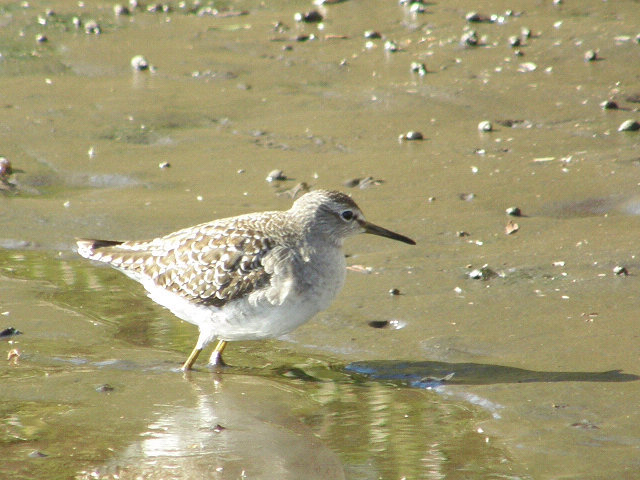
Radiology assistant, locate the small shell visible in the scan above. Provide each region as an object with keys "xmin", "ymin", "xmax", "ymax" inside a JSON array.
[{"xmin": 505, "ymin": 220, "xmax": 519, "ymax": 235}]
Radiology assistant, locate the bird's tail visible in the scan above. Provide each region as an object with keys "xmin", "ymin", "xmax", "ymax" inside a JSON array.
[{"xmin": 76, "ymin": 238, "xmax": 124, "ymax": 259}]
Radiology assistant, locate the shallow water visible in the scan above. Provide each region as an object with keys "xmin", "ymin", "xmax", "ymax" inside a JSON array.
[{"xmin": 2, "ymin": 0, "xmax": 640, "ymax": 478}]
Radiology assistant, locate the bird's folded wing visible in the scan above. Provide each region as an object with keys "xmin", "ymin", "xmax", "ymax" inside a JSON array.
[{"xmin": 78, "ymin": 219, "xmax": 296, "ymax": 308}]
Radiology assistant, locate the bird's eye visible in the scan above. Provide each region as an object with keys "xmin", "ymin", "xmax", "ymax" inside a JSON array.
[{"xmin": 341, "ymin": 210, "xmax": 354, "ymax": 221}]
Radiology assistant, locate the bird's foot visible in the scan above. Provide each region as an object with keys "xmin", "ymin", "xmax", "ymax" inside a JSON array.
[{"xmin": 208, "ymin": 350, "xmax": 228, "ymax": 368}]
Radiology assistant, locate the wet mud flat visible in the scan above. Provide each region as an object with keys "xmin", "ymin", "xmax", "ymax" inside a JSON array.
[{"xmin": 1, "ymin": 0, "xmax": 640, "ymax": 479}]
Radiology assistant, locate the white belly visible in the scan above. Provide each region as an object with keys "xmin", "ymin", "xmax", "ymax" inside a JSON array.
[{"xmin": 141, "ymin": 246, "xmax": 347, "ymax": 348}]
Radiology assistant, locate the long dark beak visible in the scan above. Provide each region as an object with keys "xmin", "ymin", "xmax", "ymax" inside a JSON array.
[{"xmin": 360, "ymin": 220, "xmax": 416, "ymax": 245}]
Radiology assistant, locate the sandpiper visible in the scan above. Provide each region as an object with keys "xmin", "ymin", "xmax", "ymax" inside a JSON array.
[{"xmin": 77, "ymin": 190, "xmax": 415, "ymax": 369}]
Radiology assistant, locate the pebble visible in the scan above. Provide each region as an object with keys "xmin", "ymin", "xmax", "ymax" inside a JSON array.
[
  {"xmin": 343, "ymin": 176, "xmax": 383, "ymax": 189},
  {"xmin": 600, "ymin": 100, "xmax": 618, "ymax": 110},
  {"xmin": 468, "ymin": 269, "xmax": 483, "ymax": 279},
  {"xmin": 410, "ymin": 62, "xmax": 427, "ymax": 76},
  {"xmin": 506, "ymin": 206, "xmax": 521, "ymax": 216},
  {"xmin": 468, "ymin": 265, "xmax": 497, "ymax": 280},
  {"xmin": 130, "ymin": 55, "xmax": 149, "ymax": 71},
  {"xmin": 295, "ymin": 34, "xmax": 315, "ymax": 42},
  {"xmin": 518, "ymin": 62, "xmax": 537, "ymax": 73},
  {"xmin": 364, "ymin": 30, "xmax": 381, "ymax": 39},
  {"xmin": 508, "ymin": 35, "xmax": 521, "ymax": 47},
  {"xmin": 461, "ymin": 30, "xmax": 479, "ymax": 47},
  {"xmin": 84, "ymin": 20, "xmax": 101, "ymax": 34},
  {"xmin": 618, "ymin": 120, "xmax": 640, "ymax": 132},
  {"xmin": 0, "ymin": 327, "xmax": 21, "ymax": 338},
  {"xmin": 459, "ymin": 192, "xmax": 475, "ymax": 201},
  {"xmin": 613, "ymin": 266, "xmax": 629, "ymax": 276},
  {"xmin": 36, "ymin": 33, "xmax": 47, "ymax": 43},
  {"xmin": 148, "ymin": 3, "xmax": 171, "ymax": 13},
  {"xmin": 95, "ymin": 384, "xmax": 115, "ymax": 393},
  {"xmin": 399, "ymin": 130, "xmax": 423, "ymax": 141},
  {"xmin": 368, "ymin": 320, "xmax": 389, "ymax": 329},
  {"xmin": 584, "ymin": 49, "xmax": 598, "ymax": 62},
  {"xmin": 465, "ymin": 11, "xmax": 485, "ymax": 22},
  {"xmin": 478, "ymin": 120, "xmax": 493, "ymax": 132},
  {"xmin": 28, "ymin": 451, "xmax": 48, "ymax": 458},
  {"xmin": 409, "ymin": 2, "xmax": 426, "ymax": 13},
  {"xmin": 114, "ymin": 4, "xmax": 130, "ymax": 15},
  {"xmin": 384, "ymin": 40, "xmax": 399, "ymax": 52},
  {"xmin": 294, "ymin": 10, "xmax": 323, "ymax": 23},
  {"xmin": 389, "ymin": 288, "xmax": 401, "ymax": 296},
  {"xmin": 266, "ymin": 169, "xmax": 287, "ymax": 182},
  {"xmin": 570, "ymin": 420, "xmax": 599, "ymax": 430}
]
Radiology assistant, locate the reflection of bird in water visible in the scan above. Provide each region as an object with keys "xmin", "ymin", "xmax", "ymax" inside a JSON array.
[
  {"xmin": 77, "ymin": 190, "xmax": 414, "ymax": 369},
  {"xmin": 82, "ymin": 375, "xmax": 346, "ymax": 479}
]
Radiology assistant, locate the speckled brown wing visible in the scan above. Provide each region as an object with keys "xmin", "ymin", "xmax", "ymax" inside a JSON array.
[
  {"xmin": 77, "ymin": 213, "xmax": 295, "ymax": 308},
  {"xmin": 154, "ymin": 225, "xmax": 276, "ymax": 307}
]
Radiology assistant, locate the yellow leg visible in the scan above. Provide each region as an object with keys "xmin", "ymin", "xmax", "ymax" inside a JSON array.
[
  {"xmin": 181, "ymin": 346, "xmax": 202, "ymax": 371},
  {"xmin": 209, "ymin": 340, "xmax": 228, "ymax": 367}
]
